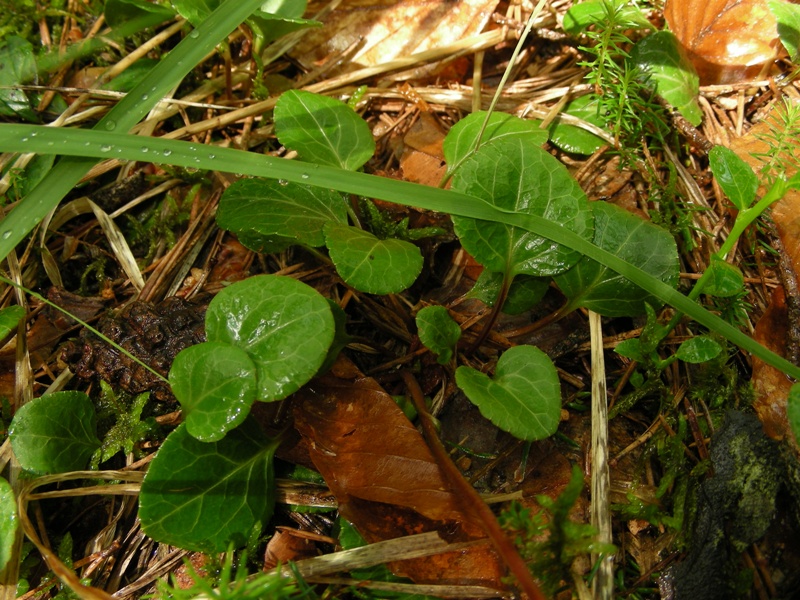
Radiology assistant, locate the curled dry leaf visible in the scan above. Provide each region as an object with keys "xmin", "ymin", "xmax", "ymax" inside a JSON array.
[
  {"xmin": 292, "ymin": 356, "xmax": 505, "ymax": 588},
  {"xmin": 664, "ymin": 0, "xmax": 779, "ymax": 84},
  {"xmin": 292, "ymin": 0, "xmax": 499, "ymax": 77}
]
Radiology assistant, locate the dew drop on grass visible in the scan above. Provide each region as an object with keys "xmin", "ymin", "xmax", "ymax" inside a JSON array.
[
  {"xmin": 301, "ymin": 173, "xmax": 310, "ymax": 180},
  {"xmin": 208, "ymin": 154, "xmax": 216, "ymax": 159},
  {"xmin": 20, "ymin": 137, "xmax": 28, "ymax": 142},
  {"xmin": 141, "ymin": 94, "xmax": 149, "ymax": 101},
  {"xmin": 188, "ymin": 30, "xmax": 199, "ymax": 38},
  {"xmin": 141, "ymin": 146, "xmax": 149, "ymax": 153},
  {"xmin": 163, "ymin": 149, "xmax": 172, "ymax": 156},
  {"xmin": 278, "ymin": 179, "xmax": 289, "ymax": 186},
  {"xmin": 100, "ymin": 144, "xmax": 112, "ymax": 152},
  {"xmin": 104, "ymin": 120, "xmax": 116, "ymax": 131},
  {"xmin": 2, "ymin": 231, "xmax": 12, "ymax": 240}
]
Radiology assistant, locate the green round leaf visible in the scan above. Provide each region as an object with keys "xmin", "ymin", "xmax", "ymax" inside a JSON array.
[
  {"xmin": 0, "ymin": 305, "xmax": 25, "ymax": 339},
  {"xmin": 205, "ymin": 275, "xmax": 335, "ymax": 401},
  {"xmin": 170, "ymin": 342, "xmax": 257, "ymax": 442},
  {"xmin": 451, "ymin": 137, "xmax": 594, "ymax": 277},
  {"xmin": 703, "ymin": 256, "xmax": 745, "ymax": 298},
  {"xmin": 674, "ymin": 335, "xmax": 723, "ymax": 364},
  {"xmin": 554, "ymin": 202, "xmax": 679, "ymax": 317},
  {"xmin": 274, "ymin": 90, "xmax": 375, "ymax": 171},
  {"xmin": 139, "ymin": 419, "xmax": 278, "ymax": 553},
  {"xmin": 217, "ymin": 178, "xmax": 348, "ymax": 248},
  {"xmin": 548, "ymin": 95, "xmax": 606, "ymax": 155},
  {"xmin": 631, "ymin": 31, "xmax": 702, "ymax": 126},
  {"xmin": 0, "ymin": 477, "xmax": 18, "ymax": 572},
  {"xmin": 708, "ymin": 146, "xmax": 758, "ymax": 211},
  {"xmin": 324, "ymin": 223, "xmax": 423, "ymax": 294},
  {"xmin": 416, "ymin": 305, "xmax": 461, "ymax": 364},
  {"xmin": 443, "ymin": 111, "xmax": 548, "ymax": 175},
  {"xmin": 455, "ymin": 345, "xmax": 561, "ymax": 441},
  {"xmin": 9, "ymin": 391, "xmax": 100, "ymax": 474}
]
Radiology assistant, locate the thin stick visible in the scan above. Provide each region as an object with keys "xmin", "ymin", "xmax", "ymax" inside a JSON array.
[
  {"xmin": 401, "ymin": 370, "xmax": 546, "ymax": 600},
  {"xmin": 588, "ymin": 310, "xmax": 613, "ymax": 599}
]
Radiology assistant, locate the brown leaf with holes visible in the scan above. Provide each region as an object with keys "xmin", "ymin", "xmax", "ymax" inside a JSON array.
[
  {"xmin": 292, "ymin": 357, "xmax": 505, "ymax": 588},
  {"xmin": 292, "ymin": 0, "xmax": 499, "ymax": 78},
  {"xmin": 664, "ymin": 0, "xmax": 780, "ymax": 84}
]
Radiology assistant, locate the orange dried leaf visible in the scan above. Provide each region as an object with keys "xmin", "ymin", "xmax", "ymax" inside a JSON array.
[
  {"xmin": 292, "ymin": 358, "xmax": 506, "ymax": 587},
  {"xmin": 293, "ymin": 0, "xmax": 499, "ymax": 76},
  {"xmin": 664, "ymin": 0, "xmax": 779, "ymax": 84}
]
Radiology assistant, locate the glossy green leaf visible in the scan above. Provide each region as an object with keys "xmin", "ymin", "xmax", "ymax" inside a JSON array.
[
  {"xmin": 0, "ymin": 305, "xmax": 25, "ymax": 339},
  {"xmin": 416, "ymin": 305, "xmax": 461, "ymax": 364},
  {"xmin": 324, "ymin": 223, "xmax": 423, "ymax": 294},
  {"xmin": 170, "ymin": 342, "xmax": 257, "ymax": 442},
  {"xmin": 0, "ymin": 477, "xmax": 17, "ymax": 572},
  {"xmin": 455, "ymin": 345, "xmax": 561, "ymax": 441},
  {"xmin": 317, "ymin": 299, "xmax": 351, "ymax": 375},
  {"xmin": 674, "ymin": 335, "xmax": 723, "ymax": 364},
  {"xmin": 466, "ymin": 271, "xmax": 549, "ymax": 315},
  {"xmin": 451, "ymin": 137, "xmax": 593, "ymax": 278},
  {"xmin": 614, "ymin": 338, "xmax": 645, "ymax": 362},
  {"xmin": 788, "ymin": 383, "xmax": 800, "ymax": 443},
  {"xmin": 547, "ymin": 95, "xmax": 606, "ymax": 155},
  {"xmin": 170, "ymin": 0, "xmax": 218, "ymax": 26},
  {"xmin": 205, "ymin": 275, "xmax": 334, "ymax": 401},
  {"xmin": 631, "ymin": 31, "xmax": 702, "ymax": 126},
  {"xmin": 247, "ymin": 0, "xmax": 320, "ymax": 55},
  {"xmin": 708, "ymin": 145, "xmax": 758, "ymax": 210},
  {"xmin": 103, "ymin": 0, "xmax": 176, "ymax": 28},
  {"xmin": 139, "ymin": 419, "xmax": 278, "ymax": 553},
  {"xmin": 274, "ymin": 90, "xmax": 375, "ymax": 171},
  {"xmin": 563, "ymin": 0, "xmax": 652, "ymax": 34},
  {"xmin": 217, "ymin": 178, "xmax": 348, "ymax": 248},
  {"xmin": 0, "ymin": 37, "xmax": 37, "ymax": 121},
  {"xmin": 554, "ymin": 202, "xmax": 679, "ymax": 317},
  {"xmin": 442, "ymin": 111, "xmax": 548, "ymax": 176},
  {"xmin": 9, "ymin": 391, "xmax": 100, "ymax": 474},
  {"xmin": 769, "ymin": 0, "xmax": 800, "ymax": 61},
  {"xmin": 703, "ymin": 256, "xmax": 745, "ymax": 298}
]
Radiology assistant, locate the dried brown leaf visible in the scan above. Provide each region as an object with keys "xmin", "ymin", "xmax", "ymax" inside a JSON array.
[
  {"xmin": 664, "ymin": 0, "xmax": 779, "ymax": 84},
  {"xmin": 292, "ymin": 357, "xmax": 506, "ymax": 587}
]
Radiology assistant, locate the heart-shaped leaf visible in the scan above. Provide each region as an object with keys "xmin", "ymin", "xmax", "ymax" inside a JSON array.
[
  {"xmin": 170, "ymin": 342, "xmax": 257, "ymax": 442},
  {"xmin": 275, "ymin": 90, "xmax": 375, "ymax": 170},
  {"xmin": 324, "ymin": 223, "xmax": 423, "ymax": 294},
  {"xmin": 451, "ymin": 137, "xmax": 594, "ymax": 278},
  {"xmin": 9, "ymin": 391, "xmax": 100, "ymax": 474},
  {"xmin": 416, "ymin": 305, "xmax": 461, "ymax": 364},
  {"xmin": 554, "ymin": 202, "xmax": 679, "ymax": 317},
  {"xmin": 455, "ymin": 345, "xmax": 561, "ymax": 441},
  {"xmin": 709, "ymin": 145, "xmax": 758, "ymax": 210},
  {"xmin": 217, "ymin": 178, "xmax": 348, "ymax": 248},
  {"xmin": 205, "ymin": 275, "xmax": 335, "ymax": 401},
  {"xmin": 139, "ymin": 419, "xmax": 278, "ymax": 553},
  {"xmin": 631, "ymin": 31, "xmax": 702, "ymax": 126},
  {"xmin": 443, "ymin": 110, "xmax": 548, "ymax": 177}
]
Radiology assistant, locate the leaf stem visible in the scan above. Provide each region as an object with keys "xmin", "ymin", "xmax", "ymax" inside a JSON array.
[{"xmin": 401, "ymin": 370, "xmax": 546, "ymax": 600}]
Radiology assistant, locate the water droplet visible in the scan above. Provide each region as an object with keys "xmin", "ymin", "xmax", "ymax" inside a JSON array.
[
  {"xmin": 21, "ymin": 137, "xmax": 28, "ymax": 142},
  {"xmin": 30, "ymin": 131, "xmax": 37, "ymax": 137},
  {"xmin": 141, "ymin": 146, "xmax": 149, "ymax": 153},
  {"xmin": 301, "ymin": 173, "xmax": 310, "ymax": 180},
  {"xmin": 2, "ymin": 231, "xmax": 12, "ymax": 240},
  {"xmin": 100, "ymin": 144, "xmax": 112, "ymax": 152},
  {"xmin": 46, "ymin": 141, "xmax": 54, "ymax": 146},
  {"xmin": 208, "ymin": 154, "xmax": 216, "ymax": 159},
  {"xmin": 278, "ymin": 179, "xmax": 289, "ymax": 186},
  {"xmin": 103, "ymin": 120, "xmax": 116, "ymax": 131},
  {"xmin": 163, "ymin": 149, "xmax": 172, "ymax": 156},
  {"xmin": 84, "ymin": 141, "xmax": 91, "ymax": 146},
  {"xmin": 189, "ymin": 30, "xmax": 199, "ymax": 38},
  {"xmin": 141, "ymin": 94, "xmax": 149, "ymax": 101},
  {"xmin": 193, "ymin": 158, "xmax": 201, "ymax": 164}
]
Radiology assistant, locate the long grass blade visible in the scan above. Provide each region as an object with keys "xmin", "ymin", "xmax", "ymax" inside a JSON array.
[
  {"xmin": 0, "ymin": 0, "xmax": 267, "ymax": 263},
  {"xmin": 0, "ymin": 124, "xmax": 798, "ymax": 380}
]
